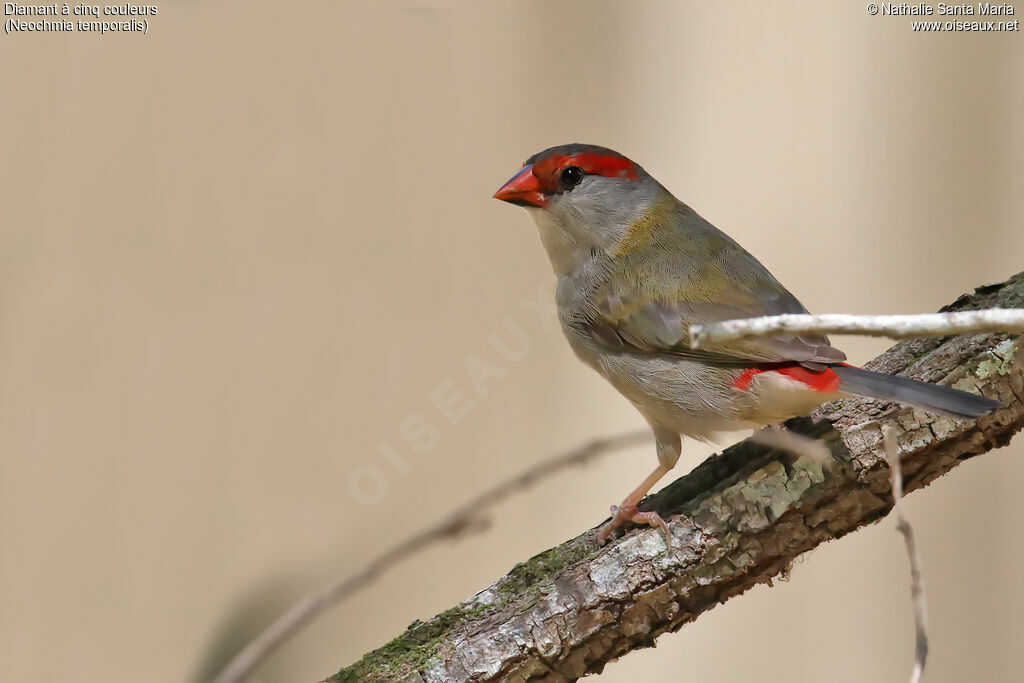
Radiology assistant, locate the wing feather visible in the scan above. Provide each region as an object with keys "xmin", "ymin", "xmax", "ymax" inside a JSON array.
[{"xmin": 582, "ymin": 202, "xmax": 847, "ymax": 367}]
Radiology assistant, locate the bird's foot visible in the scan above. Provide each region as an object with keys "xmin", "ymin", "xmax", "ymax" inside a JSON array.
[{"xmin": 596, "ymin": 502, "xmax": 672, "ymax": 546}]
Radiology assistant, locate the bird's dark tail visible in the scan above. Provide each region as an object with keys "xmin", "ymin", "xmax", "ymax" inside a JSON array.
[{"xmin": 831, "ymin": 363, "xmax": 1002, "ymax": 419}]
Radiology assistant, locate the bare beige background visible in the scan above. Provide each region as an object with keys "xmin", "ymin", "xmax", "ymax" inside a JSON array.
[{"xmin": 2, "ymin": 2, "xmax": 1022, "ymax": 682}]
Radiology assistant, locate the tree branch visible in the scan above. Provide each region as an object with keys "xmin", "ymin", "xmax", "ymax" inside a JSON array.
[
  {"xmin": 213, "ymin": 432, "xmax": 650, "ymax": 683},
  {"xmin": 331, "ymin": 274, "xmax": 1024, "ymax": 683}
]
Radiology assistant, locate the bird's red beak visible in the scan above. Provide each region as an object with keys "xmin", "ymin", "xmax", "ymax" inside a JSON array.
[{"xmin": 493, "ymin": 164, "xmax": 548, "ymax": 208}]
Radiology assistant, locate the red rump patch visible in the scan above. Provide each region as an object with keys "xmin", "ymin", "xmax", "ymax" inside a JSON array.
[
  {"xmin": 734, "ymin": 365, "xmax": 841, "ymax": 393},
  {"xmin": 531, "ymin": 152, "xmax": 638, "ymax": 191}
]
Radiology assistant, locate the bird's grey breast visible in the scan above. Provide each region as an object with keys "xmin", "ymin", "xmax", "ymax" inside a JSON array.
[{"xmin": 554, "ymin": 256, "xmax": 613, "ymax": 367}]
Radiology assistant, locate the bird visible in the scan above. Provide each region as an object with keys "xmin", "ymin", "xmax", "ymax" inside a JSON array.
[{"xmin": 493, "ymin": 143, "xmax": 1001, "ymax": 545}]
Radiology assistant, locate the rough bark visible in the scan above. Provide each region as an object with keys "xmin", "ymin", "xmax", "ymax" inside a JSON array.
[{"xmin": 330, "ymin": 273, "xmax": 1024, "ymax": 683}]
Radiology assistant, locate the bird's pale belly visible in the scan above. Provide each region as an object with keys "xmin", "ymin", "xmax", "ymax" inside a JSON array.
[{"xmin": 567, "ymin": 331, "xmax": 839, "ymax": 441}]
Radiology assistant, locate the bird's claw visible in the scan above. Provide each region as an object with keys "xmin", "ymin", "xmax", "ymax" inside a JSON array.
[{"xmin": 596, "ymin": 502, "xmax": 673, "ymax": 546}]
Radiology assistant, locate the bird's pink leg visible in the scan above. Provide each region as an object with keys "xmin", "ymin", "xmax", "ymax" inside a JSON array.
[{"xmin": 596, "ymin": 463, "xmax": 673, "ymax": 545}]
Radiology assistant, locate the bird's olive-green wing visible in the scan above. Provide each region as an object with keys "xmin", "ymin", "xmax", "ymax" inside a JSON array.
[{"xmin": 582, "ymin": 204, "xmax": 846, "ymax": 367}]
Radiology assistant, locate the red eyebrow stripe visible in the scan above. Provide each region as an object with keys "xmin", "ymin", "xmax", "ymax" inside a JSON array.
[
  {"xmin": 567, "ymin": 153, "xmax": 638, "ymax": 179},
  {"xmin": 533, "ymin": 152, "xmax": 638, "ymax": 183}
]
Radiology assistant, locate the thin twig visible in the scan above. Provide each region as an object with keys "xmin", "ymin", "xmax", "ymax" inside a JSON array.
[
  {"xmin": 749, "ymin": 425, "xmax": 832, "ymax": 463},
  {"xmin": 882, "ymin": 424, "xmax": 929, "ymax": 683},
  {"xmin": 211, "ymin": 430, "xmax": 651, "ymax": 683},
  {"xmin": 690, "ymin": 309, "xmax": 1024, "ymax": 348}
]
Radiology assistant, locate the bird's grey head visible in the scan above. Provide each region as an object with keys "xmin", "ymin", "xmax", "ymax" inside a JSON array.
[{"xmin": 493, "ymin": 144, "xmax": 665, "ymax": 275}]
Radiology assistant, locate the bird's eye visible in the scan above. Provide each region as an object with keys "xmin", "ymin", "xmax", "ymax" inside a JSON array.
[{"xmin": 560, "ymin": 166, "xmax": 584, "ymax": 189}]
